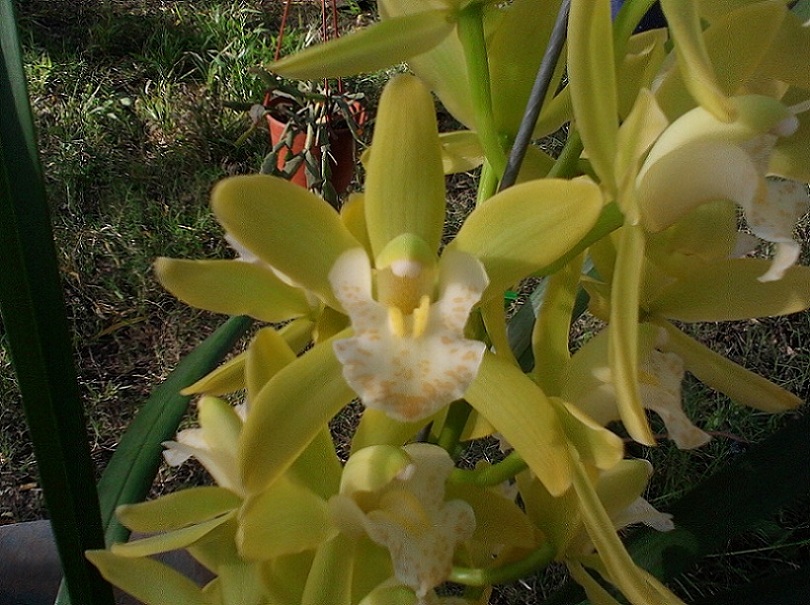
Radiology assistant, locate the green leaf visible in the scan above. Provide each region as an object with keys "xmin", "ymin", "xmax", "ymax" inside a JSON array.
[
  {"xmin": 626, "ymin": 409, "xmax": 810, "ymax": 580},
  {"xmin": 97, "ymin": 315, "xmax": 252, "ymax": 545},
  {"xmin": 691, "ymin": 566, "xmax": 810, "ymax": 605},
  {"xmin": 0, "ymin": 3, "xmax": 114, "ymax": 603}
]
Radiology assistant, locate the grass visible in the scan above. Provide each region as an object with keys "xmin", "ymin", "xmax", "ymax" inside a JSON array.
[{"xmin": 1, "ymin": 0, "xmax": 809, "ymax": 603}]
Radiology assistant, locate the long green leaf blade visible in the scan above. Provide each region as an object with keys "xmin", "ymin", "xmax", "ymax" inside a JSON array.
[{"xmin": 0, "ymin": 2, "xmax": 114, "ymax": 604}]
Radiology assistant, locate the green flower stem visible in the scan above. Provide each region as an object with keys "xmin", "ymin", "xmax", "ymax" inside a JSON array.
[
  {"xmin": 449, "ymin": 540, "xmax": 556, "ymax": 586},
  {"xmin": 448, "ymin": 451, "xmax": 528, "ymax": 486},
  {"xmin": 475, "ymin": 159, "xmax": 500, "ymax": 206},
  {"xmin": 613, "ymin": 0, "xmax": 661, "ymax": 60},
  {"xmin": 457, "ymin": 4, "xmax": 508, "ymax": 178},
  {"xmin": 436, "ymin": 399, "xmax": 473, "ymax": 455}
]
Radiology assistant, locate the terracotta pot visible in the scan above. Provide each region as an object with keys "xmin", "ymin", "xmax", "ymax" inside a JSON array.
[{"xmin": 264, "ymin": 96, "xmax": 365, "ymax": 195}]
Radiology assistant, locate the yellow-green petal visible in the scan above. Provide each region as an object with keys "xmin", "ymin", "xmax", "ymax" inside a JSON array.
[
  {"xmin": 246, "ymin": 326, "xmax": 296, "ymax": 401},
  {"xmin": 212, "ymin": 175, "xmax": 360, "ymax": 310},
  {"xmin": 449, "ymin": 178, "xmax": 603, "ymax": 300},
  {"xmin": 240, "ymin": 336, "xmax": 356, "ymax": 495},
  {"xmin": 154, "ymin": 258, "xmax": 311, "ymax": 322},
  {"xmin": 638, "ymin": 141, "xmax": 760, "ymax": 233},
  {"xmin": 302, "ymin": 533, "xmax": 356, "ymax": 605},
  {"xmin": 570, "ymin": 453, "xmax": 686, "ymax": 605},
  {"xmin": 351, "ymin": 408, "xmax": 430, "ymax": 453},
  {"xmin": 111, "ymin": 511, "xmax": 234, "ymax": 557},
  {"xmin": 568, "ymin": 561, "xmax": 624, "ymax": 605},
  {"xmin": 659, "ymin": 0, "xmax": 736, "ymax": 121},
  {"xmin": 116, "ymin": 486, "xmax": 241, "ymax": 533},
  {"xmin": 181, "ymin": 352, "xmax": 246, "ymax": 396},
  {"xmin": 608, "ymin": 224, "xmax": 655, "ymax": 446},
  {"xmin": 238, "ymin": 476, "xmax": 336, "ymax": 560},
  {"xmin": 365, "ymin": 74, "xmax": 446, "ymax": 258},
  {"xmin": 270, "ymin": 10, "xmax": 454, "ymax": 79},
  {"xmin": 340, "ymin": 444, "xmax": 413, "ymax": 495},
  {"xmin": 757, "ymin": 11, "xmax": 810, "ymax": 90},
  {"xmin": 655, "ymin": 318, "xmax": 801, "ymax": 412},
  {"xmin": 86, "ymin": 550, "xmax": 208, "ymax": 605},
  {"xmin": 440, "ymin": 130, "xmax": 485, "ymax": 174},
  {"xmin": 568, "ymin": 0, "xmax": 619, "ymax": 193},
  {"xmin": 465, "ymin": 352, "xmax": 571, "ymax": 496},
  {"xmin": 550, "ymin": 397, "xmax": 624, "ymax": 472},
  {"xmin": 649, "ymin": 260, "xmax": 810, "ymax": 321}
]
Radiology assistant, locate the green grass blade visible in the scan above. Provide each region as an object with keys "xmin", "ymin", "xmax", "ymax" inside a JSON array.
[
  {"xmin": 0, "ymin": 2, "xmax": 114, "ymax": 604},
  {"xmin": 97, "ymin": 315, "xmax": 252, "ymax": 546}
]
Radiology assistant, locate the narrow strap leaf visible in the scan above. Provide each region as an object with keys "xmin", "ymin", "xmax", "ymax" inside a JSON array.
[{"xmin": 0, "ymin": 2, "xmax": 114, "ymax": 603}]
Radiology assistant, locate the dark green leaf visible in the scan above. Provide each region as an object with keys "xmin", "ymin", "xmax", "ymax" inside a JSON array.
[{"xmin": 0, "ymin": 2, "xmax": 114, "ymax": 603}]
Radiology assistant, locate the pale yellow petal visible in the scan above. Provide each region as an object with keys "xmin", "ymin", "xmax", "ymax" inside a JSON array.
[
  {"xmin": 154, "ymin": 258, "xmax": 311, "ymax": 322},
  {"xmin": 116, "ymin": 487, "xmax": 241, "ymax": 533},
  {"xmin": 365, "ymin": 74, "xmax": 446, "ymax": 257},
  {"xmin": 465, "ymin": 352, "xmax": 572, "ymax": 496},
  {"xmin": 238, "ymin": 476, "xmax": 335, "ymax": 560},
  {"xmin": 449, "ymin": 178, "xmax": 603, "ymax": 300},
  {"xmin": 211, "ymin": 175, "xmax": 360, "ymax": 310},
  {"xmin": 270, "ymin": 10, "xmax": 454, "ymax": 79},
  {"xmin": 568, "ymin": 0, "xmax": 619, "ymax": 193}
]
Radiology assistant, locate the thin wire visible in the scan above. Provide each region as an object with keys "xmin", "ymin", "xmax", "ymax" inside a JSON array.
[{"xmin": 498, "ymin": 0, "xmax": 571, "ymax": 192}]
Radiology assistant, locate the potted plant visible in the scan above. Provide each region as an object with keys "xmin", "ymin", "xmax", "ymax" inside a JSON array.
[{"xmin": 243, "ymin": 70, "xmax": 366, "ymax": 208}]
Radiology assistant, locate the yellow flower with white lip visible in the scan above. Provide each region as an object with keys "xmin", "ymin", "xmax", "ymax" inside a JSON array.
[
  {"xmin": 228, "ymin": 73, "xmax": 603, "ymax": 501},
  {"xmin": 330, "ymin": 238, "xmax": 488, "ymax": 423},
  {"xmin": 330, "ymin": 444, "xmax": 476, "ymax": 601}
]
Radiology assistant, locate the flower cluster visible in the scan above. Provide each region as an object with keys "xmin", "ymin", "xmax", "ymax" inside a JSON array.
[{"xmin": 89, "ymin": 2, "xmax": 810, "ymax": 604}]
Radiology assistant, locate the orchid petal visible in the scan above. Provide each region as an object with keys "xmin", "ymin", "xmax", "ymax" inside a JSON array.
[
  {"xmin": 330, "ymin": 248, "xmax": 487, "ymax": 422},
  {"xmin": 659, "ymin": 0, "xmax": 736, "ymax": 121},
  {"xmin": 445, "ymin": 483, "xmax": 537, "ymax": 550},
  {"xmin": 111, "ymin": 511, "xmax": 234, "ymax": 557},
  {"xmin": 516, "ymin": 469, "xmax": 580, "ymax": 556},
  {"xmin": 240, "ymin": 336, "xmax": 356, "ymax": 495},
  {"xmin": 246, "ymin": 326, "xmax": 296, "ymax": 402},
  {"xmin": 550, "ymin": 397, "xmax": 625, "ymax": 471},
  {"xmin": 440, "ymin": 131, "xmax": 484, "ymax": 174},
  {"xmin": 745, "ymin": 178, "xmax": 810, "ymax": 282},
  {"xmin": 570, "ymin": 453, "xmax": 687, "ymax": 605},
  {"xmin": 650, "ymin": 259, "xmax": 810, "ymax": 321},
  {"xmin": 269, "ymin": 10, "xmax": 454, "ymax": 79},
  {"xmin": 181, "ymin": 352, "xmax": 246, "ymax": 396},
  {"xmin": 302, "ymin": 534, "xmax": 356, "ymax": 605},
  {"xmin": 609, "ymin": 224, "xmax": 655, "ymax": 446},
  {"xmin": 656, "ymin": 318, "xmax": 801, "ymax": 412},
  {"xmin": 261, "ymin": 551, "xmax": 315, "ymax": 605},
  {"xmin": 772, "ymin": 101, "xmax": 810, "ymax": 183},
  {"xmin": 365, "ymin": 74, "xmax": 446, "ymax": 258},
  {"xmin": 450, "ymin": 178, "xmax": 603, "ymax": 300},
  {"xmin": 340, "ymin": 193, "xmax": 372, "ymax": 257},
  {"xmin": 568, "ymin": 561, "xmax": 624, "ymax": 605},
  {"xmin": 238, "ymin": 476, "xmax": 336, "ymax": 560},
  {"xmin": 758, "ymin": 11, "xmax": 810, "ymax": 90},
  {"xmin": 352, "ymin": 408, "xmax": 431, "ymax": 452},
  {"xmin": 212, "ymin": 175, "xmax": 360, "ymax": 310},
  {"xmin": 116, "ymin": 487, "xmax": 241, "ymax": 533},
  {"xmin": 154, "ymin": 258, "xmax": 311, "ymax": 322},
  {"xmin": 379, "ymin": 0, "xmax": 475, "ymax": 129},
  {"xmin": 488, "ymin": 0, "xmax": 566, "ymax": 138},
  {"xmin": 617, "ymin": 30, "xmax": 667, "ymax": 120},
  {"xmin": 465, "ymin": 352, "xmax": 572, "ymax": 496},
  {"xmin": 87, "ymin": 550, "xmax": 208, "ymax": 605},
  {"xmin": 568, "ymin": 0, "xmax": 619, "ymax": 193},
  {"xmin": 340, "ymin": 444, "xmax": 413, "ymax": 496}
]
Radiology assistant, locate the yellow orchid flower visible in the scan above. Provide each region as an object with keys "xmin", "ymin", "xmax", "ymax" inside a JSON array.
[
  {"xmin": 229, "ymin": 74, "xmax": 601, "ymax": 500},
  {"xmin": 330, "ymin": 444, "xmax": 475, "ymax": 601}
]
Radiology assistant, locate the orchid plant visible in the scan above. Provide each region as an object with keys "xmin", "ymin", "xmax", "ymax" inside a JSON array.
[{"xmin": 87, "ymin": 1, "xmax": 810, "ymax": 604}]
